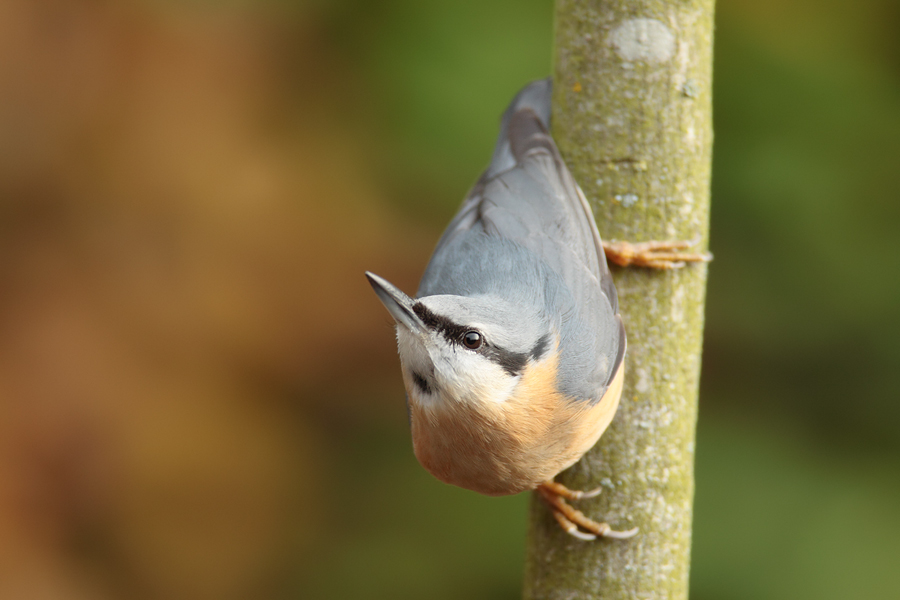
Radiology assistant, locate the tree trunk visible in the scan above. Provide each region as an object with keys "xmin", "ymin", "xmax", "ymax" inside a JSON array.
[{"xmin": 523, "ymin": 1, "xmax": 715, "ymax": 599}]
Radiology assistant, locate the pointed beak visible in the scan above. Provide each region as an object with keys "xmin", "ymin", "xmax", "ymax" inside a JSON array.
[{"xmin": 365, "ymin": 272, "xmax": 426, "ymax": 333}]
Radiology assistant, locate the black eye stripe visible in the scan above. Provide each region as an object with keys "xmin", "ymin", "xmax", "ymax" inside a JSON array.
[
  {"xmin": 481, "ymin": 345, "xmax": 528, "ymax": 377},
  {"xmin": 412, "ymin": 302, "xmax": 469, "ymax": 344},
  {"xmin": 530, "ymin": 333, "xmax": 550, "ymax": 360},
  {"xmin": 411, "ymin": 301, "xmax": 532, "ymax": 377}
]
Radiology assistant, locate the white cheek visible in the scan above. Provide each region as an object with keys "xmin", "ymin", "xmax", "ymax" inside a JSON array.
[
  {"xmin": 395, "ymin": 327, "xmax": 519, "ymax": 405},
  {"xmin": 396, "ymin": 327, "xmax": 430, "ymax": 374},
  {"xmin": 432, "ymin": 344, "xmax": 518, "ymax": 404}
]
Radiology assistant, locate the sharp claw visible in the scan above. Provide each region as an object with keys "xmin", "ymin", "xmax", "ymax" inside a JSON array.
[
  {"xmin": 602, "ymin": 526, "xmax": 639, "ymax": 539},
  {"xmin": 579, "ymin": 486, "xmax": 603, "ymax": 499},
  {"xmin": 539, "ymin": 480, "xmax": 602, "ymax": 500},
  {"xmin": 539, "ymin": 482, "xmax": 637, "ymax": 542},
  {"xmin": 603, "ymin": 239, "xmax": 712, "ymax": 269},
  {"xmin": 566, "ymin": 527, "xmax": 597, "ymax": 541}
]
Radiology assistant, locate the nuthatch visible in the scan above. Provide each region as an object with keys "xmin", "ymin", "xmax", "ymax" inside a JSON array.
[{"xmin": 367, "ymin": 79, "xmax": 708, "ymax": 540}]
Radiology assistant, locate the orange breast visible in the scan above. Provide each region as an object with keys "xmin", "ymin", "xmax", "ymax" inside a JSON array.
[{"xmin": 405, "ymin": 350, "xmax": 624, "ymax": 496}]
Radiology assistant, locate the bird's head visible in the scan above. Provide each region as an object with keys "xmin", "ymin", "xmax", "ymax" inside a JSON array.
[{"xmin": 365, "ymin": 272, "xmax": 552, "ymax": 409}]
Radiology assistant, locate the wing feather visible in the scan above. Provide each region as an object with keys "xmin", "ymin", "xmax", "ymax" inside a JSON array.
[{"xmin": 418, "ymin": 79, "xmax": 624, "ymax": 399}]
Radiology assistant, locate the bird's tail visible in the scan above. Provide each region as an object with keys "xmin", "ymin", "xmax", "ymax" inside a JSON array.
[
  {"xmin": 478, "ymin": 78, "xmax": 620, "ymax": 316},
  {"xmin": 482, "ymin": 78, "xmax": 552, "ymax": 180}
]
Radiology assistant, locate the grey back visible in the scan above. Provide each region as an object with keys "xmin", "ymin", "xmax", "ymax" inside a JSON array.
[{"xmin": 417, "ymin": 79, "xmax": 624, "ymax": 402}]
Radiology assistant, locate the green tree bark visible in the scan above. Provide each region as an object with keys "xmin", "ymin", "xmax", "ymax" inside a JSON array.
[{"xmin": 523, "ymin": 1, "xmax": 714, "ymax": 599}]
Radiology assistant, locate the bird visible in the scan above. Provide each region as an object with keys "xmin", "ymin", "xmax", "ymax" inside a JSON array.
[{"xmin": 365, "ymin": 78, "xmax": 704, "ymax": 540}]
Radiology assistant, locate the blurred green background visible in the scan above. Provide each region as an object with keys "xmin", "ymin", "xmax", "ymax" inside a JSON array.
[{"xmin": 1, "ymin": 0, "xmax": 898, "ymax": 598}]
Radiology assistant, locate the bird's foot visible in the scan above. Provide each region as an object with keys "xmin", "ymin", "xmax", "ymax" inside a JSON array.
[
  {"xmin": 537, "ymin": 481, "xmax": 638, "ymax": 541},
  {"xmin": 602, "ymin": 239, "xmax": 712, "ymax": 270}
]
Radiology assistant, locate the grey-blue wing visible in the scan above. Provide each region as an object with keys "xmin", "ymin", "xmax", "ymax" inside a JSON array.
[{"xmin": 417, "ymin": 79, "xmax": 624, "ymax": 401}]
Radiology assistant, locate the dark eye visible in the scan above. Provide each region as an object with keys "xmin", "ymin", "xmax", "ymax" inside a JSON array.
[{"xmin": 462, "ymin": 331, "xmax": 483, "ymax": 349}]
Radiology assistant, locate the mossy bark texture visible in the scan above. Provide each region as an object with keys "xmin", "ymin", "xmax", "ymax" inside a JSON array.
[{"xmin": 523, "ymin": 1, "xmax": 714, "ymax": 599}]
